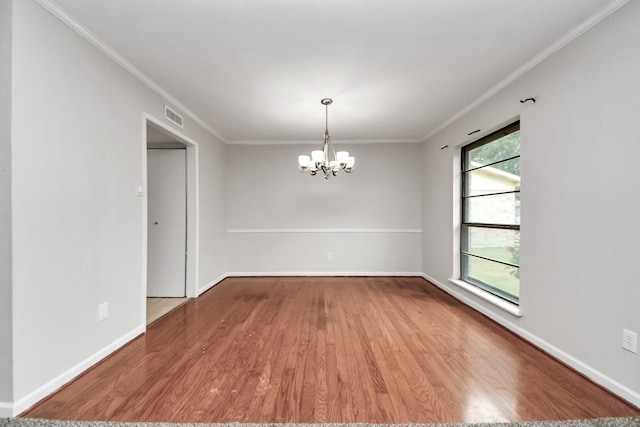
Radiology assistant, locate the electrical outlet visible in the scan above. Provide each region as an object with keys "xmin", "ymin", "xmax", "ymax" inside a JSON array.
[
  {"xmin": 98, "ymin": 302, "xmax": 108, "ymax": 322},
  {"xmin": 327, "ymin": 251, "xmax": 333, "ymax": 260},
  {"xmin": 622, "ymin": 329, "xmax": 637, "ymax": 353}
]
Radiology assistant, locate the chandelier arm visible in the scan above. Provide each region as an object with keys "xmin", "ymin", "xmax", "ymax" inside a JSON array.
[
  {"xmin": 321, "ymin": 165, "xmax": 331, "ymax": 179},
  {"xmin": 329, "ymin": 136, "xmax": 336, "ymax": 162}
]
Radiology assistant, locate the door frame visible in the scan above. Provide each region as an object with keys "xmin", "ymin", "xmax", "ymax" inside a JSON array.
[{"xmin": 141, "ymin": 114, "xmax": 200, "ymax": 325}]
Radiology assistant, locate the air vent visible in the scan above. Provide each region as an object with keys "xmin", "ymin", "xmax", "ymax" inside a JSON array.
[{"xmin": 164, "ymin": 105, "xmax": 184, "ymax": 129}]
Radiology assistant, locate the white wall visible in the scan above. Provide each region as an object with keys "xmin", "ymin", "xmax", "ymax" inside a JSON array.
[
  {"xmin": 0, "ymin": 0, "xmax": 14, "ymax": 410},
  {"xmin": 422, "ymin": 1, "xmax": 640, "ymax": 406},
  {"xmin": 197, "ymin": 140, "xmax": 227, "ymax": 291},
  {"xmin": 8, "ymin": 0, "xmax": 226, "ymax": 413},
  {"xmin": 226, "ymin": 143, "xmax": 422, "ymax": 273}
]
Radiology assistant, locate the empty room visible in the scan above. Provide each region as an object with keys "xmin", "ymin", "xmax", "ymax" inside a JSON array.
[{"xmin": 1, "ymin": 0, "xmax": 639, "ymax": 425}]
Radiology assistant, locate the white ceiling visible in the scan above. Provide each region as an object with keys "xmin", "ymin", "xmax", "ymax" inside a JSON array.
[{"xmin": 49, "ymin": 0, "xmax": 621, "ymax": 144}]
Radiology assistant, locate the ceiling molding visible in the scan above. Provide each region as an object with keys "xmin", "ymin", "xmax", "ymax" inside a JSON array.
[
  {"xmin": 33, "ymin": 0, "xmax": 230, "ymax": 144},
  {"xmin": 34, "ymin": 0, "xmax": 629, "ymax": 146},
  {"xmin": 422, "ymin": 0, "xmax": 631, "ymax": 142},
  {"xmin": 228, "ymin": 138, "xmax": 424, "ymax": 146}
]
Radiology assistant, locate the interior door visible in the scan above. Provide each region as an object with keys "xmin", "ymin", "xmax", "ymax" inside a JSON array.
[{"xmin": 147, "ymin": 148, "xmax": 186, "ymax": 297}]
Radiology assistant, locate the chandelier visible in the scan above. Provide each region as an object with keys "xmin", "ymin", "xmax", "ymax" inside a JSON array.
[{"xmin": 297, "ymin": 98, "xmax": 355, "ymax": 179}]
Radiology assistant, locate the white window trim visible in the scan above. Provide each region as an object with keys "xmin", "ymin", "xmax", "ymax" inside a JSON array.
[
  {"xmin": 454, "ymin": 120, "xmax": 521, "ymax": 313},
  {"xmin": 448, "ymin": 278, "xmax": 522, "ymax": 317}
]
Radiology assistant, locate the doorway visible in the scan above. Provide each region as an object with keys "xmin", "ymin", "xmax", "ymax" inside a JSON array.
[
  {"xmin": 144, "ymin": 117, "xmax": 199, "ymax": 325},
  {"xmin": 147, "ymin": 147, "xmax": 186, "ymax": 298}
]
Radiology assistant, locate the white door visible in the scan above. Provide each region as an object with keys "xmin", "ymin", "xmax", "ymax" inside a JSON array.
[{"xmin": 147, "ymin": 149, "xmax": 186, "ymax": 297}]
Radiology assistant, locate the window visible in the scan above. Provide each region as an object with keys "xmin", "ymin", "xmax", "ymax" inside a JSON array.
[{"xmin": 461, "ymin": 121, "xmax": 520, "ymax": 305}]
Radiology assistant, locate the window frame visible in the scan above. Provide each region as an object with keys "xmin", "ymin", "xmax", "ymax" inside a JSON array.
[{"xmin": 460, "ymin": 121, "xmax": 521, "ymax": 305}]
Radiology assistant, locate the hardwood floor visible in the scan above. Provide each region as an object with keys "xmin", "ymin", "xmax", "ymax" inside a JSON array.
[{"xmin": 22, "ymin": 277, "xmax": 639, "ymax": 423}]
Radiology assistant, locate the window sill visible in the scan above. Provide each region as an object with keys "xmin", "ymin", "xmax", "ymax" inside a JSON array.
[{"xmin": 448, "ymin": 278, "xmax": 522, "ymax": 317}]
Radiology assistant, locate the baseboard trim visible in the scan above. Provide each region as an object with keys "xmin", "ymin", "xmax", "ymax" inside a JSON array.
[
  {"xmin": 227, "ymin": 228, "xmax": 422, "ymax": 233},
  {"xmin": 11, "ymin": 325, "xmax": 145, "ymax": 416},
  {"xmin": 420, "ymin": 273, "xmax": 640, "ymax": 408},
  {"xmin": 225, "ymin": 271, "xmax": 423, "ymax": 278}
]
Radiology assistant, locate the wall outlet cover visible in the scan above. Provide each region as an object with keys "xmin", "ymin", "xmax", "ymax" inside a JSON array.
[
  {"xmin": 622, "ymin": 329, "xmax": 637, "ymax": 353},
  {"xmin": 98, "ymin": 302, "xmax": 108, "ymax": 322}
]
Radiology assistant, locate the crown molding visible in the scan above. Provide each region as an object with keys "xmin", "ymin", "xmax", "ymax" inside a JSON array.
[
  {"xmin": 226, "ymin": 228, "xmax": 422, "ymax": 233},
  {"xmin": 227, "ymin": 138, "xmax": 424, "ymax": 145},
  {"xmin": 33, "ymin": 0, "xmax": 229, "ymax": 144},
  {"xmin": 422, "ymin": 0, "xmax": 632, "ymax": 142},
  {"xmin": 34, "ymin": 0, "xmax": 630, "ymax": 146}
]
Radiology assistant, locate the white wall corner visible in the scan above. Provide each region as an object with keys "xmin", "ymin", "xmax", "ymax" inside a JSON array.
[
  {"xmin": 11, "ymin": 325, "xmax": 145, "ymax": 416},
  {"xmin": 421, "ymin": 0, "xmax": 632, "ymax": 142},
  {"xmin": 420, "ymin": 273, "xmax": 640, "ymax": 408},
  {"xmin": 197, "ymin": 273, "xmax": 230, "ymax": 296},
  {"xmin": 32, "ymin": 0, "xmax": 226, "ymax": 143}
]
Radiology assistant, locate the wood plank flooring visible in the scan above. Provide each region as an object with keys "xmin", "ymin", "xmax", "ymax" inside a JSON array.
[{"xmin": 22, "ymin": 277, "xmax": 639, "ymax": 423}]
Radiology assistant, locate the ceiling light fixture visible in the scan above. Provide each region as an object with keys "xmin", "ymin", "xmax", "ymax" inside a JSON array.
[{"xmin": 297, "ymin": 98, "xmax": 355, "ymax": 179}]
